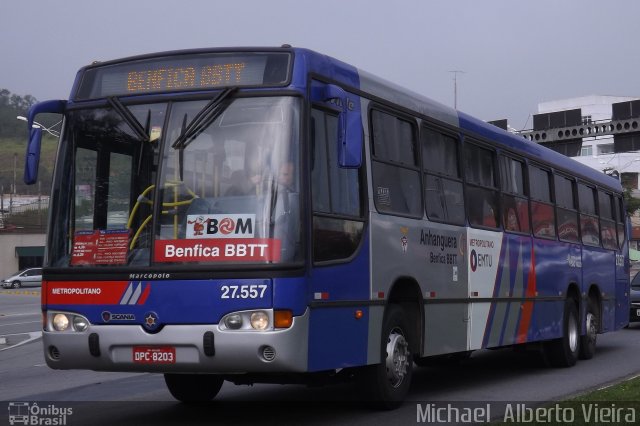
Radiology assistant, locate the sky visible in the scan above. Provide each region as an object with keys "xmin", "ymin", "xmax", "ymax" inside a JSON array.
[{"xmin": 1, "ymin": 0, "xmax": 638, "ymax": 130}]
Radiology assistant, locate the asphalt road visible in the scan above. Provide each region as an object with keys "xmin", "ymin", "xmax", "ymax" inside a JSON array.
[{"xmin": 2, "ymin": 288, "xmax": 640, "ymax": 426}]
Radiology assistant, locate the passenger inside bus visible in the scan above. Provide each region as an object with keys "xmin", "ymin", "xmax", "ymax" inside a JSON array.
[
  {"xmin": 276, "ymin": 160, "xmax": 295, "ymax": 191},
  {"xmin": 225, "ymin": 154, "xmax": 262, "ymax": 196}
]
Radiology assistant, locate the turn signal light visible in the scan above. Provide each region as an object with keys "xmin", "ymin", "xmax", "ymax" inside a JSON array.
[{"xmin": 274, "ymin": 310, "xmax": 293, "ymax": 329}]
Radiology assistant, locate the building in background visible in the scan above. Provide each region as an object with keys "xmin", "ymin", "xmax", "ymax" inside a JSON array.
[
  {"xmin": 536, "ymin": 96, "xmax": 640, "ymax": 192},
  {"xmin": 0, "ymin": 193, "xmax": 46, "ymax": 280}
]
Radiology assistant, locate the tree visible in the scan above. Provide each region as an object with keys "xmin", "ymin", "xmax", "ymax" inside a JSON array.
[
  {"xmin": 624, "ymin": 187, "xmax": 640, "ymax": 216},
  {"xmin": 0, "ymin": 88, "xmax": 38, "ymax": 139}
]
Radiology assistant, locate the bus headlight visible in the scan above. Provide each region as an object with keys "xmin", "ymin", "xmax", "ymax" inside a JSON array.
[
  {"xmin": 224, "ymin": 314, "xmax": 243, "ymax": 330},
  {"xmin": 219, "ymin": 309, "xmax": 273, "ymax": 331},
  {"xmin": 52, "ymin": 314, "xmax": 70, "ymax": 331},
  {"xmin": 48, "ymin": 312, "xmax": 91, "ymax": 333},
  {"xmin": 72, "ymin": 316, "xmax": 89, "ymax": 332},
  {"xmin": 250, "ymin": 311, "xmax": 269, "ymax": 330}
]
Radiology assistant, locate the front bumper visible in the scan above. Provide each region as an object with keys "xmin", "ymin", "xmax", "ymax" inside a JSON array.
[{"xmin": 43, "ymin": 309, "xmax": 309, "ymax": 373}]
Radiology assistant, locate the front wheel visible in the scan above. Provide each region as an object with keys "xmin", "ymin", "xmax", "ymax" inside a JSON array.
[
  {"xmin": 11, "ymin": 281, "xmax": 21, "ymax": 289},
  {"xmin": 544, "ymin": 298, "xmax": 579, "ymax": 367},
  {"xmin": 164, "ymin": 374, "xmax": 224, "ymax": 403},
  {"xmin": 359, "ymin": 304, "xmax": 413, "ymax": 410}
]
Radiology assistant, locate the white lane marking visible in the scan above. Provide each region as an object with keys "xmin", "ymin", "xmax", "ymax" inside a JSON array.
[
  {"xmin": 0, "ymin": 320, "xmax": 41, "ymax": 327},
  {"xmin": 0, "ymin": 332, "xmax": 42, "ymax": 352},
  {"xmin": 0, "ymin": 312, "xmax": 41, "ymax": 318}
]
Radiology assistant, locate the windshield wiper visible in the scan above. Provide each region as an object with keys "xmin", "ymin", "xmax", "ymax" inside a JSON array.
[
  {"xmin": 107, "ymin": 96, "xmax": 149, "ymax": 142},
  {"xmin": 171, "ymin": 86, "xmax": 238, "ymax": 150}
]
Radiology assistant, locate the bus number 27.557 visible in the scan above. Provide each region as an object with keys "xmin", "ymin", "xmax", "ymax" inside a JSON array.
[{"xmin": 221, "ymin": 284, "xmax": 268, "ymax": 299}]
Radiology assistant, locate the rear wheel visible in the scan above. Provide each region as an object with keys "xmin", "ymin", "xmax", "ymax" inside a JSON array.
[
  {"xmin": 359, "ymin": 305, "xmax": 413, "ymax": 410},
  {"xmin": 544, "ymin": 298, "xmax": 579, "ymax": 367},
  {"xmin": 164, "ymin": 374, "xmax": 224, "ymax": 403},
  {"xmin": 579, "ymin": 297, "xmax": 599, "ymax": 360},
  {"xmin": 11, "ymin": 281, "xmax": 21, "ymax": 289}
]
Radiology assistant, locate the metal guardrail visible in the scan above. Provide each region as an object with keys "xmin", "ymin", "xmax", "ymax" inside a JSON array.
[{"xmin": 0, "ymin": 196, "xmax": 49, "ymax": 233}]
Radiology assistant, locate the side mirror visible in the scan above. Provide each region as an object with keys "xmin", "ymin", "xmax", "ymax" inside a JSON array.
[
  {"xmin": 24, "ymin": 127, "xmax": 43, "ymax": 185},
  {"xmin": 313, "ymin": 83, "xmax": 363, "ymax": 168},
  {"xmin": 23, "ymin": 99, "xmax": 66, "ymax": 185}
]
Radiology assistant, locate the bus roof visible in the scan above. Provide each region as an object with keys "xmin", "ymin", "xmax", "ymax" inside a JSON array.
[
  {"xmin": 292, "ymin": 47, "xmax": 622, "ymax": 193},
  {"xmin": 70, "ymin": 46, "xmax": 622, "ymax": 193}
]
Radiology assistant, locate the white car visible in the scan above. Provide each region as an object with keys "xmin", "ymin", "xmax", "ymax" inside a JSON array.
[{"xmin": 2, "ymin": 268, "xmax": 42, "ymax": 289}]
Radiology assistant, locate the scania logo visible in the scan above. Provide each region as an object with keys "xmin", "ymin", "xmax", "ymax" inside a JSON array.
[
  {"xmin": 102, "ymin": 311, "xmax": 136, "ymax": 322},
  {"xmin": 143, "ymin": 311, "xmax": 160, "ymax": 331}
]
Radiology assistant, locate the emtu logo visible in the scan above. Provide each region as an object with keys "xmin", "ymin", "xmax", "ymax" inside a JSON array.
[{"xmin": 470, "ymin": 249, "xmax": 492, "ymax": 272}]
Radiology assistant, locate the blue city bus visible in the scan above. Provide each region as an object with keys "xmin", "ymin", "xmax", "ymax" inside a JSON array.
[{"xmin": 24, "ymin": 46, "xmax": 629, "ymax": 407}]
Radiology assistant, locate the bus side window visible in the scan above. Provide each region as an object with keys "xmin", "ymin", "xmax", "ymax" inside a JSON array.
[
  {"xmin": 578, "ymin": 183, "xmax": 600, "ymax": 246},
  {"xmin": 422, "ymin": 127, "xmax": 465, "ymax": 225},
  {"xmin": 555, "ymin": 174, "xmax": 579, "ymax": 243},
  {"xmin": 599, "ymin": 190, "xmax": 617, "ymax": 250},
  {"xmin": 311, "ymin": 108, "xmax": 364, "ymax": 262},
  {"xmin": 464, "ymin": 142, "xmax": 499, "ymax": 229},
  {"xmin": 499, "ymin": 155, "xmax": 529, "ymax": 233},
  {"xmin": 529, "ymin": 165, "xmax": 556, "ymax": 239},
  {"xmin": 614, "ymin": 195, "xmax": 625, "ymax": 249},
  {"xmin": 370, "ymin": 109, "xmax": 422, "ymax": 218}
]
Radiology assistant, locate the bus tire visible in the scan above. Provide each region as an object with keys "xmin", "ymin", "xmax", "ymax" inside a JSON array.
[
  {"xmin": 359, "ymin": 304, "xmax": 413, "ymax": 410},
  {"xmin": 544, "ymin": 298, "xmax": 579, "ymax": 367},
  {"xmin": 579, "ymin": 297, "xmax": 599, "ymax": 360},
  {"xmin": 164, "ymin": 373, "xmax": 223, "ymax": 403}
]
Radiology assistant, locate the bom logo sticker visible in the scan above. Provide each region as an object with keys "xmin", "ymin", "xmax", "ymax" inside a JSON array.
[{"xmin": 186, "ymin": 214, "xmax": 255, "ymax": 239}]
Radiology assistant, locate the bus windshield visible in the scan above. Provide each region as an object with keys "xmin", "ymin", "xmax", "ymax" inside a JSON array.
[{"xmin": 48, "ymin": 96, "xmax": 302, "ymax": 268}]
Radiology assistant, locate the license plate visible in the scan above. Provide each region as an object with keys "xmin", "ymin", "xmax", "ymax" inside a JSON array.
[{"xmin": 133, "ymin": 346, "xmax": 176, "ymax": 364}]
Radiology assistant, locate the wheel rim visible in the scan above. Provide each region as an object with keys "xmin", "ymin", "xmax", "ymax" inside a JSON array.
[
  {"xmin": 385, "ymin": 326, "xmax": 410, "ymax": 388},
  {"xmin": 568, "ymin": 311, "xmax": 579, "ymax": 353},
  {"xmin": 585, "ymin": 312, "xmax": 597, "ymax": 346}
]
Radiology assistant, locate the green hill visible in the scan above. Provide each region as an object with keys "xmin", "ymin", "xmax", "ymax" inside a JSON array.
[
  {"xmin": 0, "ymin": 89, "xmax": 56, "ymax": 195},
  {"xmin": 0, "ymin": 136, "xmax": 57, "ymax": 195}
]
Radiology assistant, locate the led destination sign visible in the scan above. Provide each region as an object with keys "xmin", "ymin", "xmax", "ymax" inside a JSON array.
[
  {"xmin": 126, "ymin": 62, "xmax": 247, "ymax": 93},
  {"xmin": 75, "ymin": 52, "xmax": 291, "ymax": 100}
]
